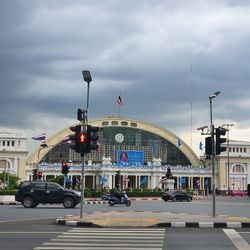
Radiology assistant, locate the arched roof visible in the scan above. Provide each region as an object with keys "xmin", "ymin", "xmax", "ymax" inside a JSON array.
[{"xmin": 27, "ymin": 117, "xmax": 201, "ymax": 166}]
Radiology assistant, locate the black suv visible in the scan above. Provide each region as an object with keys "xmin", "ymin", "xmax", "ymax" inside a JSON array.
[{"xmin": 15, "ymin": 181, "xmax": 81, "ymax": 208}]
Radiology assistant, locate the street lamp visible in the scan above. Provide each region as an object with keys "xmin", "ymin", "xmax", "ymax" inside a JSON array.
[
  {"xmin": 37, "ymin": 143, "xmax": 48, "ymax": 180},
  {"xmin": 80, "ymin": 70, "xmax": 92, "ymax": 219},
  {"xmin": 222, "ymin": 123, "xmax": 234, "ymax": 192},
  {"xmin": 209, "ymin": 91, "xmax": 220, "ymax": 217}
]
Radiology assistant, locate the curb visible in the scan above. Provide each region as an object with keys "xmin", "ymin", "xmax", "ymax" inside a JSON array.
[
  {"xmin": 55, "ymin": 218, "xmax": 250, "ymax": 228},
  {"xmin": 0, "ymin": 202, "xmax": 18, "ymax": 205}
]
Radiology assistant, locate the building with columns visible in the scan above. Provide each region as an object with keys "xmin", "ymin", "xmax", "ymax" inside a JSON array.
[
  {"xmin": 26, "ymin": 117, "xmax": 212, "ymax": 191},
  {"xmin": 22, "ymin": 117, "xmax": 250, "ymax": 192},
  {"xmin": 0, "ymin": 131, "xmax": 28, "ymax": 186}
]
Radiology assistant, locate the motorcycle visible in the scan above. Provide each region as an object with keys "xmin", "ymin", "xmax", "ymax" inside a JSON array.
[{"xmin": 108, "ymin": 192, "xmax": 131, "ymax": 207}]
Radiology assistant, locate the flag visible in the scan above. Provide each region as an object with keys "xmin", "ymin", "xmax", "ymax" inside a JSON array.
[
  {"xmin": 158, "ymin": 177, "xmax": 167, "ymax": 185},
  {"xmin": 199, "ymin": 141, "xmax": 203, "ymax": 151},
  {"xmin": 180, "ymin": 178, "xmax": 186, "ymax": 184},
  {"xmin": 99, "ymin": 176, "xmax": 107, "ymax": 185},
  {"xmin": 177, "ymin": 138, "xmax": 182, "ymax": 147},
  {"xmin": 140, "ymin": 176, "xmax": 147, "ymax": 186},
  {"xmin": 32, "ymin": 133, "xmax": 46, "ymax": 141},
  {"xmin": 64, "ymin": 176, "xmax": 72, "ymax": 183},
  {"xmin": 76, "ymin": 177, "xmax": 80, "ymax": 186},
  {"xmin": 117, "ymin": 95, "xmax": 122, "ymax": 105},
  {"xmin": 62, "ymin": 135, "xmax": 71, "ymax": 144}
]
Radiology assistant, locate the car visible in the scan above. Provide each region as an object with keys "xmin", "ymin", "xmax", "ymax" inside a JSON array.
[
  {"xmin": 162, "ymin": 190, "xmax": 192, "ymax": 202},
  {"xmin": 15, "ymin": 181, "xmax": 81, "ymax": 208}
]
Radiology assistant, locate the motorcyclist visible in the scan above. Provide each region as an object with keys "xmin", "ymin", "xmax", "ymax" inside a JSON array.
[{"xmin": 113, "ymin": 185, "xmax": 122, "ymax": 202}]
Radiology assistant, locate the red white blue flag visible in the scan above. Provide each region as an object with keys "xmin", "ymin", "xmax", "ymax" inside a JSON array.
[
  {"xmin": 117, "ymin": 95, "xmax": 122, "ymax": 105},
  {"xmin": 32, "ymin": 133, "xmax": 46, "ymax": 141},
  {"xmin": 62, "ymin": 135, "xmax": 71, "ymax": 144}
]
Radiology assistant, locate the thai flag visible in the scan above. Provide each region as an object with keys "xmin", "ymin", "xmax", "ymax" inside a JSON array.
[
  {"xmin": 32, "ymin": 133, "xmax": 46, "ymax": 141},
  {"xmin": 62, "ymin": 135, "xmax": 71, "ymax": 144},
  {"xmin": 117, "ymin": 95, "xmax": 122, "ymax": 105},
  {"xmin": 158, "ymin": 177, "xmax": 167, "ymax": 185}
]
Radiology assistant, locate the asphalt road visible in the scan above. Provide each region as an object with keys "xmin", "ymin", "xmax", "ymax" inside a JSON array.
[
  {"xmin": 0, "ymin": 196, "xmax": 249, "ymax": 249},
  {"xmin": 0, "ymin": 219, "xmax": 250, "ymax": 250},
  {"xmin": 1, "ymin": 196, "xmax": 250, "ymax": 222}
]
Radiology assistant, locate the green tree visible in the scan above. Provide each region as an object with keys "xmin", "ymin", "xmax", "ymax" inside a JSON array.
[{"xmin": 0, "ymin": 173, "xmax": 20, "ymax": 190}]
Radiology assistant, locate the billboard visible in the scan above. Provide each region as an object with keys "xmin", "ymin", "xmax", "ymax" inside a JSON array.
[{"xmin": 117, "ymin": 150, "xmax": 144, "ymax": 166}]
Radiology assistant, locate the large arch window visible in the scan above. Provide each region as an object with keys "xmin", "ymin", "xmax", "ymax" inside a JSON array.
[
  {"xmin": 232, "ymin": 164, "xmax": 244, "ymax": 173},
  {"xmin": 43, "ymin": 126, "xmax": 191, "ymax": 166}
]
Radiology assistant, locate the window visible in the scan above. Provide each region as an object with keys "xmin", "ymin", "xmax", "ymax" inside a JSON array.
[
  {"xmin": 7, "ymin": 141, "xmax": 10, "ymax": 146},
  {"xmin": 131, "ymin": 122, "xmax": 137, "ymax": 127},
  {"xmin": 47, "ymin": 183, "xmax": 60, "ymax": 191},
  {"xmin": 33, "ymin": 183, "xmax": 46, "ymax": 189},
  {"xmin": 102, "ymin": 121, "xmax": 109, "ymax": 126},
  {"xmin": 232, "ymin": 165, "xmax": 244, "ymax": 173},
  {"xmin": 121, "ymin": 121, "xmax": 128, "ymax": 126},
  {"xmin": 111, "ymin": 121, "xmax": 119, "ymax": 126},
  {"xmin": 2, "ymin": 141, "xmax": 5, "ymax": 147},
  {"xmin": 12, "ymin": 141, "xmax": 15, "ymax": 147}
]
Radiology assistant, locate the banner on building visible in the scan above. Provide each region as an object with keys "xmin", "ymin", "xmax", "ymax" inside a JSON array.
[{"xmin": 117, "ymin": 150, "xmax": 144, "ymax": 166}]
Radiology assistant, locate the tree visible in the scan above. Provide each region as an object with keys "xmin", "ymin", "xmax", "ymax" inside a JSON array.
[{"xmin": 0, "ymin": 173, "xmax": 20, "ymax": 190}]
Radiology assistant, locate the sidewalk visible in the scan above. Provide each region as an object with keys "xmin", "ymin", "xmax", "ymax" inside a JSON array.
[{"xmin": 56, "ymin": 210, "xmax": 250, "ymax": 229}]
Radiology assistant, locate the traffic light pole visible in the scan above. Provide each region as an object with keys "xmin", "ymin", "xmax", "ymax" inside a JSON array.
[
  {"xmin": 80, "ymin": 70, "xmax": 92, "ymax": 219},
  {"xmin": 209, "ymin": 95, "xmax": 216, "ymax": 217},
  {"xmin": 80, "ymin": 153, "xmax": 85, "ymax": 219}
]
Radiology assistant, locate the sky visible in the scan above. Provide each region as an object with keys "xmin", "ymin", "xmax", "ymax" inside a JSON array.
[{"xmin": 1, "ymin": 0, "xmax": 250, "ymax": 157}]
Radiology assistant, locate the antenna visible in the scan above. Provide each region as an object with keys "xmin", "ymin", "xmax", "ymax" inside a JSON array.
[{"xmin": 189, "ymin": 64, "xmax": 193, "ymax": 149}]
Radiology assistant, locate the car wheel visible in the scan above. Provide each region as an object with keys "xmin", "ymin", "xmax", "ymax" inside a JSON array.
[
  {"xmin": 22, "ymin": 196, "xmax": 35, "ymax": 208},
  {"xmin": 63, "ymin": 197, "xmax": 76, "ymax": 208},
  {"xmin": 172, "ymin": 197, "xmax": 176, "ymax": 202},
  {"xmin": 187, "ymin": 197, "xmax": 192, "ymax": 202}
]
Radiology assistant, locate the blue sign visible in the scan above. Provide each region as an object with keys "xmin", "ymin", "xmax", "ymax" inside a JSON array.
[{"xmin": 117, "ymin": 150, "xmax": 144, "ymax": 166}]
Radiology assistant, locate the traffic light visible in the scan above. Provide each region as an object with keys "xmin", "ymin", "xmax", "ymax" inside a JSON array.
[
  {"xmin": 205, "ymin": 136, "xmax": 212, "ymax": 159},
  {"xmin": 86, "ymin": 125, "xmax": 99, "ymax": 153},
  {"xmin": 215, "ymin": 127, "xmax": 227, "ymax": 155},
  {"xmin": 69, "ymin": 125, "xmax": 81, "ymax": 153},
  {"xmin": 61, "ymin": 161, "xmax": 69, "ymax": 175},
  {"xmin": 78, "ymin": 131, "xmax": 88, "ymax": 155},
  {"xmin": 33, "ymin": 169, "xmax": 37, "ymax": 180}
]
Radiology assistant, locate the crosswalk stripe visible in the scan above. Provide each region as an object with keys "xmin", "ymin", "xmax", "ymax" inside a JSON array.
[
  {"xmin": 43, "ymin": 242, "xmax": 163, "ymax": 247},
  {"xmin": 33, "ymin": 228, "xmax": 165, "ymax": 250},
  {"xmin": 51, "ymin": 238, "xmax": 163, "ymax": 243},
  {"xmin": 34, "ymin": 247, "xmax": 163, "ymax": 250},
  {"xmin": 63, "ymin": 232, "xmax": 165, "ymax": 236}
]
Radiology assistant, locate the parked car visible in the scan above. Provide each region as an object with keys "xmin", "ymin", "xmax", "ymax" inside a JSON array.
[
  {"xmin": 15, "ymin": 181, "xmax": 81, "ymax": 208},
  {"xmin": 229, "ymin": 190, "xmax": 247, "ymax": 197},
  {"xmin": 162, "ymin": 190, "xmax": 192, "ymax": 202}
]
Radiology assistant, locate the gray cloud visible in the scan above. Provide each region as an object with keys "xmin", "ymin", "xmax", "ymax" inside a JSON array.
[{"xmin": 1, "ymin": 0, "xmax": 250, "ymax": 154}]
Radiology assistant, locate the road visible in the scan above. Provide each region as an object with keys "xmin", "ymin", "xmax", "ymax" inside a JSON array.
[
  {"xmin": 1, "ymin": 196, "xmax": 250, "ymax": 221},
  {"xmin": 0, "ymin": 196, "xmax": 249, "ymax": 249},
  {"xmin": 0, "ymin": 219, "xmax": 250, "ymax": 249}
]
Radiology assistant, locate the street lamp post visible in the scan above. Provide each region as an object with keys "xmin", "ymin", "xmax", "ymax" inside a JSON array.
[
  {"xmin": 37, "ymin": 143, "xmax": 48, "ymax": 180},
  {"xmin": 222, "ymin": 123, "xmax": 234, "ymax": 192},
  {"xmin": 80, "ymin": 70, "xmax": 92, "ymax": 219},
  {"xmin": 209, "ymin": 91, "xmax": 220, "ymax": 217}
]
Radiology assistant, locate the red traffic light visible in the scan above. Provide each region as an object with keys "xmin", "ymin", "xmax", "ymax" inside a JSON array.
[{"xmin": 78, "ymin": 133, "xmax": 87, "ymax": 143}]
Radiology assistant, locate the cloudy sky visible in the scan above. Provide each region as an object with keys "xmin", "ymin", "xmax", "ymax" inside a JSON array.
[{"xmin": 1, "ymin": 0, "xmax": 250, "ymax": 156}]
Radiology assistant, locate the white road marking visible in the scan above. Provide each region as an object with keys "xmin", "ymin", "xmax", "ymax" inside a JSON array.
[{"xmin": 223, "ymin": 229, "xmax": 250, "ymax": 250}]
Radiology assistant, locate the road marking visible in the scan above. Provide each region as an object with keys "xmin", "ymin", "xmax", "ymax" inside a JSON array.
[
  {"xmin": 34, "ymin": 228, "xmax": 165, "ymax": 250},
  {"xmin": 223, "ymin": 229, "xmax": 250, "ymax": 250},
  {"xmin": 0, "ymin": 232, "xmax": 65, "ymax": 234},
  {"xmin": 0, "ymin": 217, "xmax": 55, "ymax": 223}
]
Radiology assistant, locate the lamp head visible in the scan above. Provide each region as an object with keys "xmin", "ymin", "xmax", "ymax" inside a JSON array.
[{"xmin": 209, "ymin": 91, "xmax": 220, "ymax": 99}]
